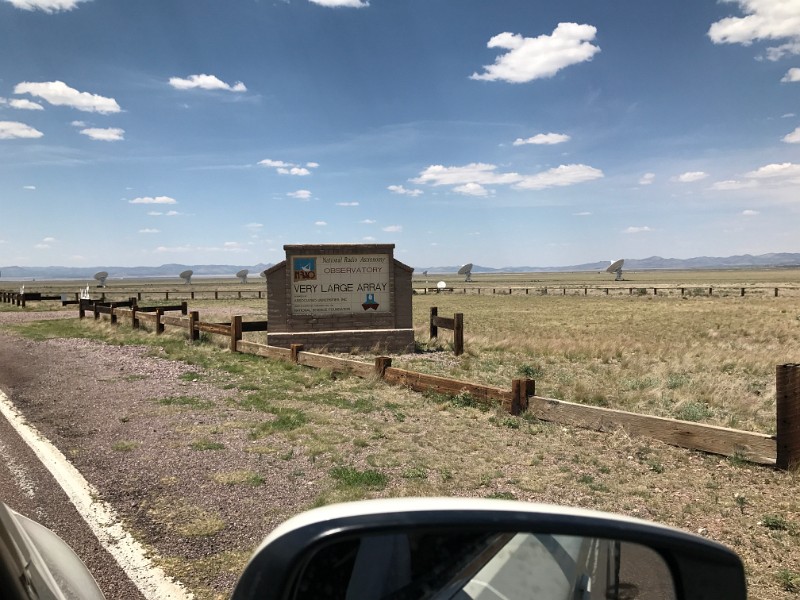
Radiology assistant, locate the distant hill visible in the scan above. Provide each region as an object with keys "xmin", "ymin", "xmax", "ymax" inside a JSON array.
[
  {"xmin": 0, "ymin": 263, "xmax": 272, "ymax": 281},
  {"xmin": 417, "ymin": 253, "xmax": 800, "ymax": 274},
  {"xmin": 2, "ymin": 253, "xmax": 800, "ymax": 280}
]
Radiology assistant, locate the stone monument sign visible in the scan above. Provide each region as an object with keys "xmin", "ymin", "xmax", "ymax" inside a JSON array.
[{"xmin": 266, "ymin": 243, "xmax": 414, "ymax": 352}]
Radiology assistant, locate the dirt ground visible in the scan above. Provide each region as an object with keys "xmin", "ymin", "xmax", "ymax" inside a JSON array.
[{"xmin": 0, "ymin": 310, "xmax": 798, "ymax": 599}]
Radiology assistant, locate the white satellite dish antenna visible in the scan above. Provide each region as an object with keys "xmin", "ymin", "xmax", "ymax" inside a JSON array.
[
  {"xmin": 236, "ymin": 269, "xmax": 249, "ymax": 284},
  {"xmin": 457, "ymin": 263, "xmax": 473, "ymax": 282},
  {"xmin": 606, "ymin": 259, "xmax": 625, "ymax": 281},
  {"xmin": 94, "ymin": 271, "xmax": 108, "ymax": 287},
  {"xmin": 179, "ymin": 269, "xmax": 193, "ymax": 285},
  {"xmin": 436, "ymin": 281, "xmax": 447, "ymax": 289}
]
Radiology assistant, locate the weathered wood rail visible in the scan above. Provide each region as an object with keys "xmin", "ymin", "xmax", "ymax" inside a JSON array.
[
  {"xmin": 75, "ymin": 299, "xmax": 799, "ymax": 469},
  {"xmin": 414, "ymin": 285, "xmax": 799, "ymax": 298},
  {"xmin": 429, "ymin": 306, "xmax": 464, "ymax": 356}
]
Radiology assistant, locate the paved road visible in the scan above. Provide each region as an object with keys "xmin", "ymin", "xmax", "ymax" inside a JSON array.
[{"xmin": 0, "ymin": 332, "xmax": 147, "ymax": 600}]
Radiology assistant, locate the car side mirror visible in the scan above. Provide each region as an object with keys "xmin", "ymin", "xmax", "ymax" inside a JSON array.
[{"xmin": 231, "ymin": 498, "xmax": 746, "ymax": 600}]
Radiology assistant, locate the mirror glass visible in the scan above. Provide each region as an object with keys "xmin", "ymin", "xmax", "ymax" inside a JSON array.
[{"xmin": 292, "ymin": 530, "xmax": 676, "ymax": 600}]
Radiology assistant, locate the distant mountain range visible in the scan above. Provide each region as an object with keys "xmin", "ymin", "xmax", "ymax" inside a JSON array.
[{"xmin": 2, "ymin": 253, "xmax": 800, "ymax": 280}]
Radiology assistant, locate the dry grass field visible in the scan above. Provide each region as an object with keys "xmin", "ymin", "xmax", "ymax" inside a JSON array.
[{"xmin": 2, "ymin": 269, "xmax": 800, "ymax": 598}]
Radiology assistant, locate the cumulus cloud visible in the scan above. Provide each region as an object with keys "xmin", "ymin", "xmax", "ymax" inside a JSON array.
[
  {"xmin": 513, "ymin": 132, "xmax": 571, "ymax": 145},
  {"xmin": 711, "ymin": 179, "xmax": 758, "ymax": 190},
  {"xmin": 288, "ymin": 190, "xmax": 312, "ymax": 200},
  {"xmin": 515, "ymin": 164, "xmax": 603, "ymax": 190},
  {"xmin": 412, "ymin": 162, "xmax": 603, "ymax": 192},
  {"xmin": 336, "ymin": 201, "xmax": 359, "ymax": 206},
  {"xmin": 148, "ymin": 210, "xmax": 180, "ymax": 216},
  {"xmin": 745, "ymin": 162, "xmax": 800, "ymax": 178},
  {"xmin": 314, "ymin": 221, "xmax": 327, "ymax": 226},
  {"xmin": 309, "ymin": 0, "xmax": 368, "ymax": 5},
  {"xmin": 14, "ymin": 81, "xmax": 120, "ymax": 114},
  {"xmin": 259, "ymin": 158, "xmax": 317, "ymax": 176},
  {"xmin": 360, "ymin": 219, "xmax": 376, "ymax": 224},
  {"xmin": 245, "ymin": 222, "xmax": 263, "ymax": 230},
  {"xmin": 382, "ymin": 225, "xmax": 402, "ymax": 232},
  {"xmin": 139, "ymin": 228, "xmax": 160, "ymax": 234},
  {"xmin": 624, "ymin": 226, "xmax": 652, "ymax": 234},
  {"xmin": 0, "ymin": 121, "xmax": 43, "ymax": 139},
  {"xmin": 23, "ymin": 185, "xmax": 36, "ymax": 190},
  {"xmin": 387, "ymin": 184, "xmax": 423, "ymax": 196},
  {"xmin": 3, "ymin": 0, "xmax": 90, "ymax": 12},
  {"xmin": 471, "ymin": 23, "xmax": 600, "ymax": 83},
  {"xmin": 639, "ymin": 172, "xmax": 656, "ymax": 185},
  {"xmin": 742, "ymin": 209, "xmax": 760, "ymax": 216},
  {"xmin": 453, "ymin": 183, "xmax": 491, "ymax": 196},
  {"xmin": 783, "ymin": 126, "xmax": 800, "ymax": 143},
  {"xmin": 80, "ymin": 127, "xmax": 124, "ymax": 141},
  {"xmin": 169, "ymin": 74, "xmax": 247, "ymax": 93},
  {"xmin": 673, "ymin": 171, "xmax": 708, "ymax": 183},
  {"xmin": 708, "ymin": 0, "xmax": 800, "ymax": 59},
  {"xmin": 782, "ymin": 67, "xmax": 800, "ymax": 82},
  {"xmin": 129, "ymin": 196, "xmax": 177, "ymax": 204},
  {"xmin": 8, "ymin": 98, "xmax": 43, "ymax": 110},
  {"xmin": 573, "ymin": 211, "xmax": 592, "ymax": 216}
]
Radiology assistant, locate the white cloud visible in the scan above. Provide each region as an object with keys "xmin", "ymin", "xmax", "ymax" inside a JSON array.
[
  {"xmin": 382, "ymin": 225, "xmax": 402, "ymax": 232},
  {"xmin": 742, "ymin": 209, "xmax": 760, "ymax": 216},
  {"xmin": 42, "ymin": 236, "xmax": 56, "ymax": 242},
  {"xmin": 23, "ymin": 185, "xmax": 36, "ymax": 190},
  {"xmin": 308, "ymin": 0, "xmax": 368, "ymax": 6},
  {"xmin": 783, "ymin": 112, "xmax": 797, "ymax": 118},
  {"xmin": 8, "ymin": 98, "xmax": 43, "ymax": 110},
  {"xmin": 0, "ymin": 121, "xmax": 43, "ymax": 139},
  {"xmin": 513, "ymin": 132, "xmax": 571, "ymax": 145},
  {"xmin": 624, "ymin": 226, "xmax": 652, "ymax": 234},
  {"xmin": 673, "ymin": 171, "xmax": 708, "ymax": 183},
  {"xmin": 639, "ymin": 172, "xmax": 655, "ymax": 185},
  {"xmin": 306, "ymin": 162, "xmax": 320, "ymax": 168},
  {"xmin": 782, "ymin": 67, "xmax": 800, "ymax": 82},
  {"xmin": 278, "ymin": 167, "xmax": 311, "ymax": 176},
  {"xmin": 70, "ymin": 120, "xmax": 86, "ymax": 127},
  {"xmin": 471, "ymin": 23, "xmax": 600, "ymax": 83},
  {"xmin": 259, "ymin": 159, "xmax": 292, "ymax": 168},
  {"xmin": 129, "ymin": 196, "xmax": 178, "ymax": 204},
  {"xmin": 139, "ymin": 228, "xmax": 160, "ymax": 234},
  {"xmin": 360, "ymin": 219, "xmax": 376, "ymax": 224},
  {"xmin": 245, "ymin": 222, "xmax": 263, "ymax": 230},
  {"xmin": 453, "ymin": 183, "xmax": 491, "ymax": 196},
  {"xmin": 745, "ymin": 162, "xmax": 800, "ymax": 178},
  {"xmin": 155, "ymin": 246, "xmax": 192, "ymax": 253},
  {"xmin": 34, "ymin": 243, "xmax": 50, "ymax": 249},
  {"xmin": 387, "ymin": 184, "xmax": 423, "ymax": 196},
  {"xmin": 336, "ymin": 201, "xmax": 359, "ymax": 206},
  {"xmin": 783, "ymin": 126, "xmax": 800, "ymax": 143},
  {"xmin": 514, "ymin": 164, "xmax": 604, "ymax": 190},
  {"xmin": 223, "ymin": 242, "xmax": 244, "ymax": 250},
  {"xmin": 168, "ymin": 74, "xmax": 247, "ymax": 93},
  {"xmin": 362, "ymin": 236, "xmax": 376, "ymax": 241},
  {"xmin": 711, "ymin": 179, "xmax": 758, "ymax": 190},
  {"xmin": 260, "ymin": 158, "xmax": 316, "ymax": 176},
  {"xmin": 3, "ymin": 0, "xmax": 90, "ymax": 12},
  {"xmin": 413, "ymin": 162, "xmax": 602, "ymax": 192},
  {"xmin": 573, "ymin": 211, "xmax": 592, "ymax": 216},
  {"xmin": 708, "ymin": 0, "xmax": 800, "ymax": 59},
  {"xmin": 80, "ymin": 127, "xmax": 124, "ymax": 141},
  {"xmin": 14, "ymin": 81, "xmax": 120, "ymax": 114},
  {"xmin": 288, "ymin": 189, "xmax": 312, "ymax": 200},
  {"xmin": 314, "ymin": 220, "xmax": 328, "ymax": 226}
]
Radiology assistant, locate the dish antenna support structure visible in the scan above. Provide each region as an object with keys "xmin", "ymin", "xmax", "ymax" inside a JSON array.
[
  {"xmin": 180, "ymin": 269, "xmax": 193, "ymax": 285},
  {"xmin": 93, "ymin": 271, "xmax": 108, "ymax": 288},
  {"xmin": 606, "ymin": 259, "xmax": 625, "ymax": 281},
  {"xmin": 457, "ymin": 263, "xmax": 473, "ymax": 282},
  {"xmin": 236, "ymin": 269, "xmax": 249, "ymax": 284}
]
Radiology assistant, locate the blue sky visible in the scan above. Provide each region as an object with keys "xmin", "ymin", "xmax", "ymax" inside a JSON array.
[{"xmin": 1, "ymin": 0, "xmax": 799, "ymax": 269}]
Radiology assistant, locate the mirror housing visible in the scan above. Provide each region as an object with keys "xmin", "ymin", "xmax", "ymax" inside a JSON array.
[{"xmin": 232, "ymin": 498, "xmax": 746, "ymax": 600}]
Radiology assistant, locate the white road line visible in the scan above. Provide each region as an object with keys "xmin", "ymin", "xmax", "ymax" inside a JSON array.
[
  {"xmin": 0, "ymin": 390, "xmax": 193, "ymax": 600},
  {"xmin": 0, "ymin": 438, "xmax": 37, "ymax": 499}
]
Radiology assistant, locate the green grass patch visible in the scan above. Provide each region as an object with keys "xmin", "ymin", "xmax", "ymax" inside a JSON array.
[
  {"xmin": 330, "ymin": 466, "xmax": 388, "ymax": 490},
  {"xmin": 112, "ymin": 440, "xmax": 138, "ymax": 452},
  {"xmin": 190, "ymin": 439, "xmax": 225, "ymax": 451},
  {"xmin": 155, "ymin": 395, "xmax": 214, "ymax": 409},
  {"xmin": 248, "ymin": 407, "xmax": 308, "ymax": 439}
]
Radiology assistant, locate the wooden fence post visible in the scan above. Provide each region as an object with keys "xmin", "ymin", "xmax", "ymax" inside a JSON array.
[
  {"xmin": 775, "ymin": 288, "xmax": 779, "ymax": 297},
  {"xmin": 188, "ymin": 311, "xmax": 199, "ymax": 341},
  {"xmin": 375, "ymin": 356, "xmax": 392, "ymax": 378},
  {"xmin": 131, "ymin": 306, "xmax": 138, "ymax": 329},
  {"xmin": 155, "ymin": 308, "xmax": 164, "ymax": 334},
  {"xmin": 454, "ymin": 313, "xmax": 464, "ymax": 356},
  {"xmin": 191, "ymin": 291, "xmax": 195, "ymax": 300},
  {"xmin": 708, "ymin": 287, "xmax": 713, "ymax": 296},
  {"xmin": 93, "ymin": 302, "xmax": 100, "ymax": 320},
  {"xmin": 430, "ymin": 306, "xmax": 438, "ymax": 339},
  {"xmin": 291, "ymin": 343, "xmax": 303, "ymax": 363},
  {"xmin": 741, "ymin": 288, "xmax": 745, "ymax": 297},
  {"xmin": 165, "ymin": 292, "xmax": 169, "ymax": 300},
  {"xmin": 110, "ymin": 307, "xmax": 117, "ymax": 325},
  {"xmin": 777, "ymin": 364, "xmax": 800, "ymax": 470},
  {"xmin": 137, "ymin": 292, "xmax": 142, "ymax": 301},
  {"xmin": 215, "ymin": 290, "xmax": 219, "ymax": 300},
  {"xmin": 181, "ymin": 301, "xmax": 188, "ymax": 315},
  {"xmin": 508, "ymin": 378, "xmax": 533, "ymax": 416},
  {"xmin": 231, "ymin": 316, "xmax": 242, "ymax": 352}
]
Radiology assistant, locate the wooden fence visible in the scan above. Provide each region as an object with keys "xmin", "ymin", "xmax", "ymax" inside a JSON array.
[
  {"xmin": 429, "ymin": 306, "xmax": 464, "ymax": 356},
  {"xmin": 415, "ymin": 285, "xmax": 799, "ymax": 298},
  {"xmin": 78, "ymin": 298, "xmax": 800, "ymax": 469}
]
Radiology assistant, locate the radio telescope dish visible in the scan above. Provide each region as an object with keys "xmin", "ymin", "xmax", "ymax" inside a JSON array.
[
  {"xmin": 236, "ymin": 269, "xmax": 248, "ymax": 284},
  {"xmin": 606, "ymin": 259, "xmax": 625, "ymax": 281},
  {"xmin": 436, "ymin": 281, "xmax": 447, "ymax": 289},
  {"xmin": 179, "ymin": 269, "xmax": 193, "ymax": 285},
  {"xmin": 457, "ymin": 263, "xmax": 473, "ymax": 282},
  {"xmin": 422, "ymin": 270, "xmax": 428, "ymax": 277},
  {"xmin": 93, "ymin": 271, "xmax": 108, "ymax": 287},
  {"xmin": 259, "ymin": 270, "xmax": 268, "ymax": 278}
]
